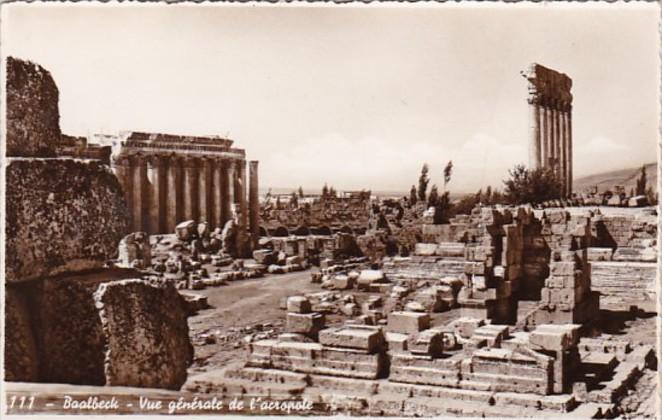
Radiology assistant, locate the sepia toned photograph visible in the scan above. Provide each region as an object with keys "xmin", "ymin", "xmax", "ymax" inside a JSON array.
[{"xmin": 1, "ymin": 1, "xmax": 659, "ymax": 418}]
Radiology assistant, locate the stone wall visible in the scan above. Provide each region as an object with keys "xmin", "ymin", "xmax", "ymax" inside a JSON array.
[
  {"xmin": 6, "ymin": 56, "xmax": 60, "ymax": 157},
  {"xmin": 6, "ymin": 159, "xmax": 129, "ymax": 283}
]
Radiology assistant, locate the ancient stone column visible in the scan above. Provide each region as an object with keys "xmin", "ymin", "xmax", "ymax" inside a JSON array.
[
  {"xmin": 225, "ymin": 160, "xmax": 236, "ymax": 221},
  {"xmin": 212, "ymin": 159, "xmax": 223, "ymax": 229},
  {"xmin": 249, "ymin": 160, "xmax": 260, "ymax": 249},
  {"xmin": 165, "ymin": 155, "xmax": 182, "ymax": 233},
  {"xmin": 528, "ymin": 96, "xmax": 542, "ymax": 169},
  {"xmin": 559, "ymin": 107, "xmax": 567, "ymax": 198},
  {"xmin": 238, "ymin": 160, "xmax": 249, "ymax": 256},
  {"xmin": 146, "ymin": 155, "xmax": 165, "ymax": 234},
  {"xmin": 182, "ymin": 156, "xmax": 199, "ymax": 222},
  {"xmin": 543, "ymin": 104, "xmax": 553, "ymax": 167},
  {"xmin": 198, "ymin": 158, "xmax": 211, "ymax": 224},
  {"xmin": 566, "ymin": 108, "xmax": 573, "ymax": 197},
  {"xmin": 239, "ymin": 160, "xmax": 248, "ymax": 229},
  {"xmin": 554, "ymin": 102, "xmax": 563, "ymax": 182},
  {"xmin": 113, "ymin": 156, "xmax": 133, "ymax": 229},
  {"xmin": 130, "ymin": 154, "xmax": 147, "ymax": 232},
  {"xmin": 550, "ymin": 105, "xmax": 558, "ymax": 175}
]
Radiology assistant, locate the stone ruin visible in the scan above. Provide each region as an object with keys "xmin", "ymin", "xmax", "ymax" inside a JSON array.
[
  {"xmin": 191, "ymin": 205, "xmax": 656, "ymax": 417},
  {"xmin": 4, "ymin": 56, "xmax": 194, "ymax": 389}
]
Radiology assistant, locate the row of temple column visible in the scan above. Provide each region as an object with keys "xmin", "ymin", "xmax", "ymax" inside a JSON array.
[
  {"xmin": 528, "ymin": 98, "xmax": 573, "ymax": 197},
  {"xmin": 114, "ymin": 155, "xmax": 256, "ymax": 239}
]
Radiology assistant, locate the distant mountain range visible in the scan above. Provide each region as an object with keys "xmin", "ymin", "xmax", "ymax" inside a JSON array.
[{"xmin": 573, "ymin": 162, "xmax": 657, "ymax": 194}]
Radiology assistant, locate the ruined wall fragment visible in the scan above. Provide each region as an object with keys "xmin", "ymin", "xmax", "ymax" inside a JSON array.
[{"xmin": 6, "ymin": 56, "xmax": 60, "ymax": 157}]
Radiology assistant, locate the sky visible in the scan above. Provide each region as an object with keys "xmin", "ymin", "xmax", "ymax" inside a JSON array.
[{"xmin": 2, "ymin": 2, "xmax": 659, "ymax": 194}]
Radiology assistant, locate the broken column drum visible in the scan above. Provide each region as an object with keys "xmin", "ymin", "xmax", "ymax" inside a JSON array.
[{"xmin": 523, "ymin": 63, "xmax": 573, "ymax": 198}]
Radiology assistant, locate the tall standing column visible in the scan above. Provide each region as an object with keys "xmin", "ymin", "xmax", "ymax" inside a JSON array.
[
  {"xmin": 550, "ymin": 105, "xmax": 558, "ymax": 175},
  {"xmin": 131, "ymin": 154, "xmax": 147, "ymax": 232},
  {"xmin": 146, "ymin": 155, "xmax": 165, "ymax": 234},
  {"xmin": 198, "ymin": 158, "xmax": 211, "ymax": 224},
  {"xmin": 559, "ymin": 107, "xmax": 567, "ymax": 198},
  {"xmin": 182, "ymin": 156, "xmax": 199, "ymax": 222},
  {"xmin": 543, "ymin": 103, "xmax": 553, "ymax": 167},
  {"xmin": 554, "ymin": 101, "xmax": 562, "ymax": 181},
  {"xmin": 165, "ymin": 156, "xmax": 181, "ymax": 232},
  {"xmin": 225, "ymin": 160, "xmax": 236, "ymax": 221},
  {"xmin": 238, "ymin": 160, "xmax": 249, "ymax": 256},
  {"xmin": 249, "ymin": 161, "xmax": 260, "ymax": 249},
  {"xmin": 528, "ymin": 97, "xmax": 542, "ymax": 169},
  {"xmin": 212, "ymin": 159, "xmax": 223, "ymax": 229},
  {"xmin": 566, "ymin": 108, "xmax": 573, "ymax": 197},
  {"xmin": 113, "ymin": 156, "xmax": 133, "ymax": 230}
]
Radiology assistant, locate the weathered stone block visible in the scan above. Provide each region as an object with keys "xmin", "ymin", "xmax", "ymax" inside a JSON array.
[
  {"xmin": 386, "ymin": 332, "xmax": 409, "ymax": 352},
  {"xmin": 387, "ymin": 311, "xmax": 430, "ymax": 334},
  {"xmin": 319, "ymin": 325, "xmax": 385, "ymax": 353},
  {"xmin": 6, "ymin": 159, "xmax": 129, "ymax": 283},
  {"xmin": 6, "ymin": 57, "xmax": 60, "ymax": 157},
  {"xmin": 286, "ymin": 312, "xmax": 325, "ymax": 338},
  {"xmin": 175, "ymin": 220, "xmax": 196, "ymax": 241},
  {"xmin": 408, "ymin": 329, "xmax": 445, "ymax": 357},
  {"xmin": 357, "ymin": 269, "xmax": 386, "ymax": 290},
  {"xmin": 94, "ymin": 279, "xmax": 193, "ymax": 390},
  {"xmin": 332, "ymin": 274, "xmax": 354, "ymax": 290},
  {"xmin": 287, "ymin": 296, "xmax": 312, "ymax": 314}
]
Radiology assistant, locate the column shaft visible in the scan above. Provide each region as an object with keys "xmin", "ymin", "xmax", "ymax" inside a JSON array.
[
  {"xmin": 182, "ymin": 157, "xmax": 199, "ymax": 221},
  {"xmin": 147, "ymin": 156, "xmax": 166, "ymax": 234},
  {"xmin": 198, "ymin": 159, "xmax": 210, "ymax": 223},
  {"xmin": 131, "ymin": 156, "xmax": 147, "ymax": 232},
  {"xmin": 528, "ymin": 100, "xmax": 542, "ymax": 169},
  {"xmin": 559, "ymin": 110, "xmax": 567, "ymax": 198},
  {"xmin": 249, "ymin": 161, "xmax": 260, "ymax": 249},
  {"xmin": 567, "ymin": 110, "xmax": 573, "ymax": 197},
  {"xmin": 212, "ymin": 160, "xmax": 223, "ymax": 229},
  {"xmin": 542, "ymin": 105, "xmax": 552, "ymax": 168},
  {"xmin": 226, "ymin": 160, "xmax": 236, "ymax": 220},
  {"xmin": 165, "ymin": 156, "xmax": 181, "ymax": 232}
]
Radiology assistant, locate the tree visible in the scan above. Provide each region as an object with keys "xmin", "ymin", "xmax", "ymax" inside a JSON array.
[
  {"xmin": 443, "ymin": 160, "xmax": 453, "ymax": 191},
  {"xmin": 290, "ymin": 191, "xmax": 299, "ymax": 208},
  {"xmin": 322, "ymin": 183, "xmax": 329, "ymax": 198},
  {"xmin": 434, "ymin": 192, "xmax": 452, "ymax": 224},
  {"xmin": 484, "ymin": 186, "xmax": 492, "ymax": 205},
  {"xmin": 503, "ymin": 165, "xmax": 563, "ymax": 205},
  {"xmin": 418, "ymin": 163, "xmax": 429, "ymax": 202},
  {"xmin": 329, "ymin": 186, "xmax": 337, "ymax": 198},
  {"xmin": 276, "ymin": 196, "xmax": 282, "ymax": 209},
  {"xmin": 636, "ymin": 164, "xmax": 647, "ymax": 196},
  {"xmin": 428, "ymin": 184, "xmax": 439, "ymax": 207},
  {"xmin": 298, "ymin": 186, "xmax": 304, "ymax": 198},
  {"xmin": 409, "ymin": 185, "xmax": 418, "ymax": 205}
]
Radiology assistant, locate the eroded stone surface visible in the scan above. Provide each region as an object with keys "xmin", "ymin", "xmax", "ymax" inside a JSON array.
[
  {"xmin": 94, "ymin": 279, "xmax": 193, "ymax": 390},
  {"xmin": 6, "ymin": 56, "xmax": 60, "ymax": 157},
  {"xmin": 6, "ymin": 159, "xmax": 129, "ymax": 283}
]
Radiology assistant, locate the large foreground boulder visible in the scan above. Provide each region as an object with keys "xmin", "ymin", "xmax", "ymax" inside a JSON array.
[
  {"xmin": 5, "ymin": 159, "xmax": 129, "ymax": 283},
  {"xmin": 95, "ymin": 279, "xmax": 193, "ymax": 390}
]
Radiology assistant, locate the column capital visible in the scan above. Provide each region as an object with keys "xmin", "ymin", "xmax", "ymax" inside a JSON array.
[
  {"xmin": 181, "ymin": 155, "xmax": 199, "ymax": 168},
  {"xmin": 145, "ymin": 154, "xmax": 166, "ymax": 167},
  {"xmin": 128, "ymin": 153, "xmax": 145, "ymax": 166}
]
